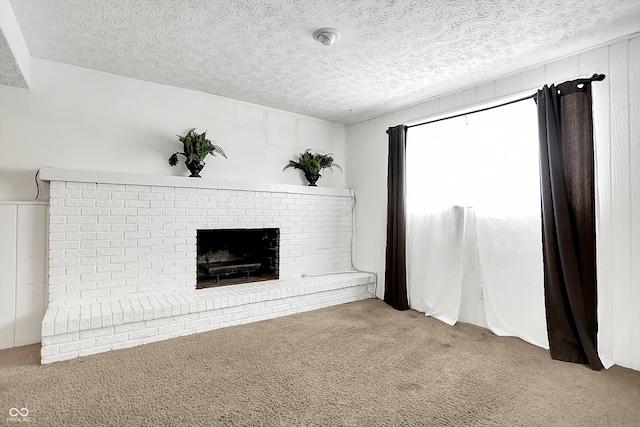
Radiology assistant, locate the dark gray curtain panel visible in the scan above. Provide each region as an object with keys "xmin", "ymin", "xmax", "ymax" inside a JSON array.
[
  {"xmin": 536, "ymin": 82, "xmax": 603, "ymax": 370},
  {"xmin": 384, "ymin": 125, "xmax": 409, "ymax": 310}
]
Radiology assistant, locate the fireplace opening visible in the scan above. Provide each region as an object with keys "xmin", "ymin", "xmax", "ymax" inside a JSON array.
[{"xmin": 196, "ymin": 228, "xmax": 279, "ymax": 289}]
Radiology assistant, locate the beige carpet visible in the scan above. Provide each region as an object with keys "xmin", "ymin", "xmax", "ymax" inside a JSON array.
[{"xmin": 1, "ymin": 299, "xmax": 639, "ymax": 426}]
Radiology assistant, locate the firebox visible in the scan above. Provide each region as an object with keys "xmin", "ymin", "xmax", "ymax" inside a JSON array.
[{"xmin": 196, "ymin": 228, "xmax": 279, "ymax": 289}]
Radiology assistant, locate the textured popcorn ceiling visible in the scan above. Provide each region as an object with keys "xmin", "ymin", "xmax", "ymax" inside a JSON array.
[
  {"xmin": 0, "ymin": 30, "xmax": 27, "ymax": 88},
  {"xmin": 8, "ymin": 0, "xmax": 640, "ymax": 123}
]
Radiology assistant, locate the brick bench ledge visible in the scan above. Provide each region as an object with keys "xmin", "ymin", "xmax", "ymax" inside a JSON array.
[{"xmin": 41, "ymin": 272, "xmax": 376, "ymax": 364}]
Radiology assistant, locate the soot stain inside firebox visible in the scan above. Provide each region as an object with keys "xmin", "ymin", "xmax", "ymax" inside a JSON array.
[{"xmin": 196, "ymin": 228, "xmax": 279, "ymax": 289}]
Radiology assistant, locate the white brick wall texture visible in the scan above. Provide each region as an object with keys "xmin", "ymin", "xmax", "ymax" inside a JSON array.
[
  {"xmin": 43, "ymin": 179, "xmax": 374, "ymax": 364},
  {"xmin": 48, "ymin": 180, "xmax": 354, "ymax": 306}
]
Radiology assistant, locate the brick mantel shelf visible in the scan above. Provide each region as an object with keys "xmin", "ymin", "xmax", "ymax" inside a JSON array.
[{"xmin": 38, "ymin": 167, "xmax": 354, "ymax": 198}]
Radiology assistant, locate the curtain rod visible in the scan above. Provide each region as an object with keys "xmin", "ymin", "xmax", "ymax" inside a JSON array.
[{"xmin": 405, "ymin": 74, "xmax": 606, "ymax": 130}]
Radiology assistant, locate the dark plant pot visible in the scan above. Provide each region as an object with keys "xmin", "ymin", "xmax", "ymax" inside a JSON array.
[
  {"xmin": 186, "ymin": 161, "xmax": 204, "ymax": 178},
  {"xmin": 305, "ymin": 173, "xmax": 320, "ymax": 186}
]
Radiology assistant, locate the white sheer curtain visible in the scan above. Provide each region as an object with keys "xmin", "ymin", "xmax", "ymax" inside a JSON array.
[
  {"xmin": 407, "ymin": 206, "xmax": 465, "ymax": 325},
  {"xmin": 406, "ymin": 99, "xmax": 549, "ymax": 349}
]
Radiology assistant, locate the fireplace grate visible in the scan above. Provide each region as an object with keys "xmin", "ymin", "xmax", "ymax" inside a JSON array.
[{"xmin": 198, "ymin": 261, "xmax": 262, "ymax": 283}]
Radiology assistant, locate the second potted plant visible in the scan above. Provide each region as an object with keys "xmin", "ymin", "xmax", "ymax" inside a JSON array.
[{"xmin": 284, "ymin": 150, "xmax": 342, "ymax": 186}]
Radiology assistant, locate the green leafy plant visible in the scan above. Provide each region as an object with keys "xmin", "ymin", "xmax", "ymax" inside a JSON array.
[
  {"xmin": 169, "ymin": 128, "xmax": 226, "ymax": 177},
  {"xmin": 284, "ymin": 150, "xmax": 342, "ymax": 186}
]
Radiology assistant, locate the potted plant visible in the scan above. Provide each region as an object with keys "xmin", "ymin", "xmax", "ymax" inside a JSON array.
[
  {"xmin": 283, "ymin": 150, "xmax": 342, "ymax": 186},
  {"xmin": 168, "ymin": 128, "xmax": 227, "ymax": 177}
]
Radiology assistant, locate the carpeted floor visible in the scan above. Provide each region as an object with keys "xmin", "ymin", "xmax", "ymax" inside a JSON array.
[{"xmin": 1, "ymin": 298, "xmax": 639, "ymax": 426}]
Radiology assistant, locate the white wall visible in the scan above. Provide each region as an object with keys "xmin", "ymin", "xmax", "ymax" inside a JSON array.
[
  {"xmin": 0, "ymin": 58, "xmax": 347, "ymax": 201},
  {"xmin": 346, "ymin": 34, "xmax": 640, "ymax": 371}
]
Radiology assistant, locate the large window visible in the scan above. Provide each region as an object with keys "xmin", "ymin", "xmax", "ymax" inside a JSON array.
[
  {"xmin": 407, "ymin": 99, "xmax": 540, "ymax": 218},
  {"xmin": 405, "ymin": 97, "xmax": 549, "ymax": 349}
]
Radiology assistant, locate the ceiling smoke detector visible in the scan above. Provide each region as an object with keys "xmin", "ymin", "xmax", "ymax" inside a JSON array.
[{"xmin": 313, "ymin": 28, "xmax": 341, "ymax": 46}]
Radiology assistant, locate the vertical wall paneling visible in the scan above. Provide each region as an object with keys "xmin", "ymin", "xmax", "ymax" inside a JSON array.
[
  {"xmin": 580, "ymin": 45, "xmax": 614, "ymax": 367},
  {"xmin": 494, "ymin": 73, "xmax": 522, "ymax": 98},
  {"xmin": 394, "ymin": 105, "xmax": 422, "ymax": 125},
  {"xmin": 14, "ymin": 204, "xmax": 47, "ymax": 346},
  {"xmin": 407, "ymin": 105, "xmax": 424, "ymax": 124},
  {"xmin": 454, "ymin": 91, "xmax": 466, "ymax": 109},
  {"xmin": 628, "ymin": 37, "xmax": 640, "ymax": 370},
  {"xmin": 520, "ymin": 66, "xmax": 546, "ymax": 92},
  {"xmin": 439, "ymin": 93, "xmax": 456, "ymax": 113},
  {"xmin": 609, "ymin": 40, "xmax": 633, "ymax": 367},
  {"xmin": 0, "ymin": 202, "xmax": 47, "ymax": 349},
  {"xmin": 420, "ymin": 99, "xmax": 440, "ymax": 120},
  {"xmin": 378, "ymin": 117, "xmax": 388, "ymax": 300},
  {"xmin": 545, "ymin": 55, "xmax": 581, "ymax": 84},
  {"xmin": 0, "ymin": 205, "xmax": 18, "ymax": 349},
  {"xmin": 463, "ymin": 87, "xmax": 477, "ymax": 107},
  {"xmin": 476, "ymin": 81, "xmax": 496, "ymax": 104},
  {"xmin": 348, "ymin": 119, "xmax": 386, "ymax": 300}
]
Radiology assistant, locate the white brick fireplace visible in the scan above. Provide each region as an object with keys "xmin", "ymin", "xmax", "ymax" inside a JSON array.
[{"xmin": 38, "ymin": 168, "xmax": 375, "ymax": 363}]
